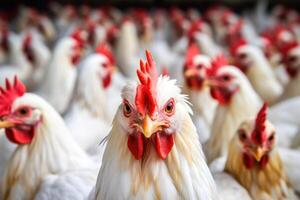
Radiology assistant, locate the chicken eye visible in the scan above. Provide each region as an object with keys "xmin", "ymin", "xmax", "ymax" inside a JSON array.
[
  {"xmin": 16, "ymin": 107, "xmax": 31, "ymax": 117},
  {"xmin": 102, "ymin": 62, "xmax": 109, "ymax": 68},
  {"xmin": 221, "ymin": 74, "xmax": 231, "ymax": 81},
  {"xmin": 238, "ymin": 129, "xmax": 247, "ymax": 142},
  {"xmin": 123, "ymin": 101, "xmax": 131, "ymax": 117},
  {"xmin": 238, "ymin": 53, "xmax": 247, "ymax": 60},
  {"xmin": 268, "ymin": 132, "xmax": 275, "ymax": 142},
  {"xmin": 164, "ymin": 99, "xmax": 175, "ymax": 116},
  {"xmin": 288, "ymin": 55, "xmax": 297, "ymax": 63},
  {"xmin": 197, "ymin": 64, "xmax": 204, "ymax": 69}
]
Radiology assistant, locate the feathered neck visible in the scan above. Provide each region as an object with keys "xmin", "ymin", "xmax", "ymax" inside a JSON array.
[
  {"xmin": 225, "ymin": 138, "xmax": 294, "ymax": 199},
  {"xmin": 1, "ymin": 97, "xmax": 91, "ymax": 200},
  {"xmin": 183, "ymin": 84, "xmax": 216, "ymax": 125},
  {"xmin": 279, "ymin": 72, "xmax": 300, "ymax": 101},
  {"xmin": 95, "ymin": 109, "xmax": 217, "ymax": 199},
  {"xmin": 206, "ymin": 80, "xmax": 261, "ymax": 163},
  {"xmin": 74, "ymin": 66, "xmax": 108, "ymax": 120},
  {"xmin": 246, "ymin": 48, "xmax": 283, "ymax": 103}
]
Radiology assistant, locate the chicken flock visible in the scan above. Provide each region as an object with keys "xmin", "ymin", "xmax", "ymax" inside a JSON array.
[{"xmin": 0, "ymin": 2, "xmax": 300, "ymax": 200}]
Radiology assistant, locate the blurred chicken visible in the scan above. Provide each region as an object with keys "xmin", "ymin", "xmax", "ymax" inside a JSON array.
[
  {"xmin": 230, "ymin": 38, "xmax": 283, "ymax": 104},
  {"xmin": 226, "ymin": 103, "xmax": 298, "ymax": 199},
  {"xmin": 37, "ymin": 28, "xmax": 87, "ymax": 114},
  {"xmin": 205, "ymin": 54, "xmax": 261, "ymax": 163},
  {"xmin": 0, "ymin": 77, "xmax": 97, "ymax": 200},
  {"xmin": 182, "ymin": 42, "xmax": 216, "ymax": 143},
  {"xmin": 188, "ymin": 19, "xmax": 223, "ymax": 58},
  {"xmin": 0, "ymin": 32, "xmax": 50, "ymax": 90},
  {"xmin": 278, "ymin": 40, "xmax": 300, "ymax": 101},
  {"xmin": 89, "ymin": 51, "xmax": 218, "ymax": 199},
  {"xmin": 65, "ymin": 43, "xmax": 120, "ymax": 156}
]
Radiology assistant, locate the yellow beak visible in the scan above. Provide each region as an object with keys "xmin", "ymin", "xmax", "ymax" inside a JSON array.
[
  {"xmin": 252, "ymin": 147, "xmax": 264, "ymax": 162},
  {"xmin": 204, "ymin": 78, "xmax": 219, "ymax": 87},
  {"xmin": 0, "ymin": 121, "xmax": 15, "ymax": 129},
  {"xmin": 142, "ymin": 115, "xmax": 166, "ymax": 138},
  {"xmin": 184, "ymin": 69, "xmax": 197, "ymax": 77}
]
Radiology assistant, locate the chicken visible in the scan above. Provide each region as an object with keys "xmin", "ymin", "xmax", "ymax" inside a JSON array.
[
  {"xmin": 225, "ymin": 103, "xmax": 298, "ymax": 199},
  {"xmin": 115, "ymin": 19, "xmax": 140, "ymax": 79},
  {"xmin": 182, "ymin": 42, "xmax": 216, "ymax": 143},
  {"xmin": 37, "ymin": 28, "xmax": 87, "ymax": 114},
  {"xmin": 90, "ymin": 51, "xmax": 218, "ymax": 199},
  {"xmin": 205, "ymin": 54, "xmax": 261, "ymax": 163},
  {"xmin": 21, "ymin": 31, "xmax": 51, "ymax": 91},
  {"xmin": 269, "ymin": 96, "xmax": 300, "ymax": 147},
  {"xmin": 278, "ymin": 40, "xmax": 300, "ymax": 101},
  {"xmin": 0, "ymin": 77, "xmax": 97, "ymax": 200},
  {"xmin": 64, "ymin": 43, "xmax": 119, "ymax": 155},
  {"xmin": 188, "ymin": 19, "xmax": 223, "ymax": 58},
  {"xmin": 0, "ymin": 25, "xmax": 10, "ymax": 64},
  {"xmin": 230, "ymin": 38, "xmax": 283, "ymax": 104}
]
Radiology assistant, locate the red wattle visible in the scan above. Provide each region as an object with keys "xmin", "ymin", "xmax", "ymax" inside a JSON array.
[
  {"xmin": 127, "ymin": 133, "xmax": 144, "ymax": 160},
  {"xmin": 102, "ymin": 73, "xmax": 112, "ymax": 89},
  {"xmin": 153, "ymin": 132, "xmax": 174, "ymax": 160},
  {"xmin": 243, "ymin": 153, "xmax": 254, "ymax": 169},
  {"xmin": 259, "ymin": 155, "xmax": 269, "ymax": 169},
  {"xmin": 5, "ymin": 127, "xmax": 34, "ymax": 145}
]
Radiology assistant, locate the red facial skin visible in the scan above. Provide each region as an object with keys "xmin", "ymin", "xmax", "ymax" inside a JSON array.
[
  {"xmin": 234, "ymin": 53, "xmax": 251, "ymax": 73},
  {"xmin": 184, "ymin": 64, "xmax": 206, "ymax": 91},
  {"xmin": 71, "ymin": 44, "xmax": 83, "ymax": 65},
  {"xmin": 124, "ymin": 98, "xmax": 175, "ymax": 160},
  {"xmin": 238, "ymin": 129, "xmax": 275, "ymax": 170},
  {"xmin": 283, "ymin": 55, "xmax": 299, "ymax": 79},
  {"xmin": 3, "ymin": 106, "xmax": 39, "ymax": 145},
  {"xmin": 23, "ymin": 42, "xmax": 35, "ymax": 66},
  {"xmin": 209, "ymin": 73, "xmax": 239, "ymax": 105},
  {"xmin": 1, "ymin": 28, "xmax": 9, "ymax": 53},
  {"xmin": 101, "ymin": 62, "xmax": 113, "ymax": 89}
]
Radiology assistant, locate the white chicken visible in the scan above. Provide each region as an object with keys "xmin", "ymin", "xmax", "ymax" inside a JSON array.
[
  {"xmin": 90, "ymin": 51, "xmax": 218, "ymax": 199},
  {"xmin": 37, "ymin": 28, "xmax": 87, "ymax": 114},
  {"xmin": 278, "ymin": 40, "xmax": 300, "ymax": 101},
  {"xmin": 0, "ymin": 77, "xmax": 97, "ymax": 200},
  {"xmin": 230, "ymin": 38, "xmax": 283, "ymax": 104},
  {"xmin": 205, "ymin": 54, "xmax": 261, "ymax": 163},
  {"xmin": 225, "ymin": 103, "xmax": 299, "ymax": 199},
  {"xmin": 182, "ymin": 42, "xmax": 216, "ymax": 143},
  {"xmin": 65, "ymin": 43, "xmax": 120, "ymax": 155},
  {"xmin": 0, "ymin": 32, "xmax": 50, "ymax": 90}
]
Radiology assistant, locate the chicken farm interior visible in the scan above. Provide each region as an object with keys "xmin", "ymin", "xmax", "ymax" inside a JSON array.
[{"xmin": 0, "ymin": 0, "xmax": 300, "ymax": 199}]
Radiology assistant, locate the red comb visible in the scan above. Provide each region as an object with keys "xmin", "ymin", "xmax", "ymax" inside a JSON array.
[
  {"xmin": 206, "ymin": 54, "xmax": 228, "ymax": 77},
  {"xmin": 184, "ymin": 42, "xmax": 200, "ymax": 69},
  {"xmin": 22, "ymin": 34, "xmax": 32, "ymax": 49},
  {"xmin": 187, "ymin": 19, "xmax": 204, "ymax": 39},
  {"xmin": 251, "ymin": 103, "xmax": 268, "ymax": 145},
  {"xmin": 278, "ymin": 40, "xmax": 298, "ymax": 57},
  {"xmin": 0, "ymin": 76, "xmax": 26, "ymax": 116},
  {"xmin": 106, "ymin": 25, "xmax": 119, "ymax": 43},
  {"xmin": 230, "ymin": 38, "xmax": 247, "ymax": 56},
  {"xmin": 95, "ymin": 42, "xmax": 115, "ymax": 65},
  {"xmin": 135, "ymin": 50, "xmax": 158, "ymax": 118},
  {"xmin": 71, "ymin": 28, "xmax": 86, "ymax": 48}
]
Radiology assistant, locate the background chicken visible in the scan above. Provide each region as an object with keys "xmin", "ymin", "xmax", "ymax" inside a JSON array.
[
  {"xmin": 64, "ymin": 42, "xmax": 120, "ymax": 156},
  {"xmin": 226, "ymin": 103, "xmax": 298, "ymax": 199},
  {"xmin": 205, "ymin": 54, "xmax": 261, "ymax": 163},
  {"xmin": 182, "ymin": 42, "xmax": 216, "ymax": 143},
  {"xmin": 230, "ymin": 39, "xmax": 283, "ymax": 104},
  {"xmin": 0, "ymin": 77, "xmax": 97, "ymax": 200},
  {"xmin": 37, "ymin": 28, "xmax": 87, "ymax": 114}
]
